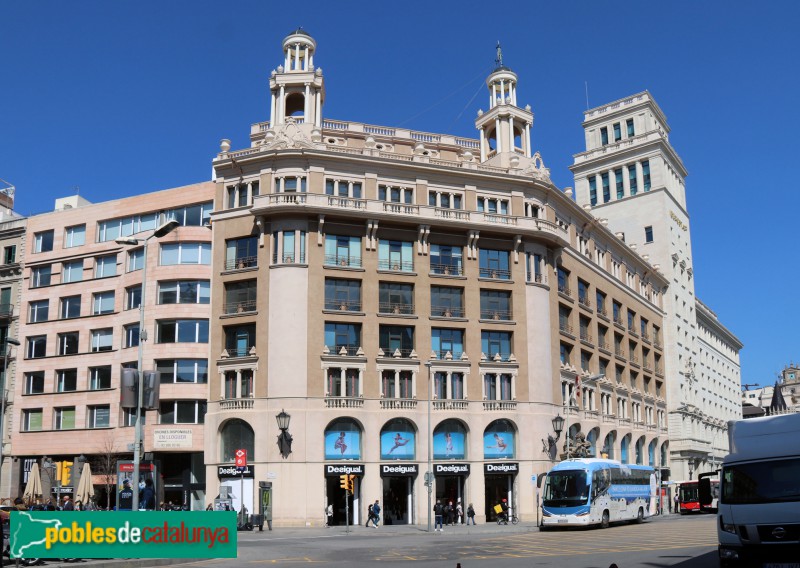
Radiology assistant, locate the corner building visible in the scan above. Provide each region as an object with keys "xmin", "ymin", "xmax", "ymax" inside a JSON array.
[{"xmin": 206, "ymin": 31, "xmax": 668, "ymax": 526}]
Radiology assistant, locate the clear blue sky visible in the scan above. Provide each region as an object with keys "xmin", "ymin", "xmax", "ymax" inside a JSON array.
[{"xmin": 2, "ymin": 1, "xmax": 797, "ymax": 386}]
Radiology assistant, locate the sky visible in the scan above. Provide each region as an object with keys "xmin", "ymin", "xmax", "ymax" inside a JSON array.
[{"xmin": 1, "ymin": 1, "xmax": 798, "ymax": 386}]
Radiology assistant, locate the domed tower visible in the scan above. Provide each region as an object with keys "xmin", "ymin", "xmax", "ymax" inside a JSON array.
[
  {"xmin": 267, "ymin": 28, "xmax": 325, "ymax": 142},
  {"xmin": 474, "ymin": 44, "xmax": 534, "ymax": 168}
]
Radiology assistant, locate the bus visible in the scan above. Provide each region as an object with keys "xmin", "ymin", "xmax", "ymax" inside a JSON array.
[
  {"xmin": 677, "ymin": 479, "xmax": 718, "ymax": 514},
  {"xmin": 541, "ymin": 458, "xmax": 657, "ymax": 529}
]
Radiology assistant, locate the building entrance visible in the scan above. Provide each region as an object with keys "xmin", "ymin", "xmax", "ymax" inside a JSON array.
[
  {"xmin": 483, "ymin": 462, "xmax": 518, "ymax": 522},
  {"xmin": 433, "ymin": 463, "xmax": 469, "ymax": 524},
  {"xmin": 324, "ymin": 464, "xmax": 364, "ymax": 527},
  {"xmin": 379, "ymin": 464, "xmax": 417, "ymax": 525}
]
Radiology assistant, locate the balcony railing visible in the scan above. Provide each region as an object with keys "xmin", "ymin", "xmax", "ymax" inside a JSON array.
[
  {"xmin": 223, "ymin": 299, "xmax": 257, "ymax": 314},
  {"xmin": 225, "ymin": 346, "xmax": 255, "ymax": 358},
  {"xmin": 654, "ymin": 339, "xmax": 662, "ymax": 349},
  {"xmin": 480, "ymin": 308, "xmax": 512, "ymax": 321},
  {"xmin": 325, "ymin": 255, "xmax": 363, "ymax": 269},
  {"xmin": 272, "ymin": 253, "xmax": 306, "ymax": 264},
  {"xmin": 580, "ymin": 331, "xmax": 593, "ymax": 344},
  {"xmin": 432, "ymin": 349, "xmax": 464, "ymax": 360},
  {"xmin": 327, "ymin": 345, "xmax": 362, "ymax": 356},
  {"xmin": 482, "ymin": 401, "xmax": 517, "ymax": 411},
  {"xmin": 430, "ymin": 263, "xmax": 464, "ymax": 276},
  {"xmin": 325, "ymin": 396, "xmax": 364, "ymax": 408},
  {"xmin": 0, "ymin": 304, "xmax": 12, "ymax": 318},
  {"xmin": 225, "ymin": 256, "xmax": 257, "ymax": 271},
  {"xmin": 559, "ymin": 322, "xmax": 574, "ymax": 335},
  {"xmin": 613, "ymin": 316, "xmax": 624, "ymax": 327},
  {"xmin": 641, "ymin": 332, "xmax": 651, "ymax": 342},
  {"xmin": 598, "ymin": 341, "xmax": 610, "ymax": 352},
  {"xmin": 324, "ymin": 299, "xmax": 363, "ymax": 312},
  {"xmin": 478, "ymin": 267, "xmax": 512, "ymax": 280},
  {"xmin": 527, "ymin": 272, "xmax": 546, "ymax": 284},
  {"xmin": 220, "ymin": 398, "xmax": 254, "ymax": 411},
  {"xmin": 377, "ymin": 259, "xmax": 414, "ymax": 272},
  {"xmin": 378, "ymin": 302, "xmax": 414, "ymax": 315},
  {"xmin": 433, "ymin": 400, "xmax": 468, "ymax": 410},
  {"xmin": 558, "ymin": 285, "xmax": 572, "ymax": 297},
  {"xmin": 379, "ymin": 347, "xmax": 415, "ymax": 358},
  {"xmin": 597, "ymin": 307, "xmax": 608, "ymax": 319},
  {"xmin": 431, "ymin": 305, "xmax": 465, "ymax": 318},
  {"xmin": 628, "ymin": 326, "xmax": 638, "ymax": 337},
  {"xmin": 578, "ymin": 296, "xmax": 592, "ymax": 309},
  {"xmin": 615, "ymin": 348, "xmax": 625, "ymax": 359},
  {"xmin": 380, "ymin": 398, "xmax": 417, "ymax": 410}
]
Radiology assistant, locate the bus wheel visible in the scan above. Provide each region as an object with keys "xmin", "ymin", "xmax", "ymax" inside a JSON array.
[
  {"xmin": 636, "ymin": 507, "xmax": 644, "ymax": 523},
  {"xmin": 601, "ymin": 510, "xmax": 610, "ymax": 529}
]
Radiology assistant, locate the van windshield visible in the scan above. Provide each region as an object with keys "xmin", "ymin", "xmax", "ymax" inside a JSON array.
[
  {"xmin": 543, "ymin": 470, "xmax": 589, "ymax": 506},
  {"xmin": 722, "ymin": 457, "xmax": 800, "ymax": 504}
]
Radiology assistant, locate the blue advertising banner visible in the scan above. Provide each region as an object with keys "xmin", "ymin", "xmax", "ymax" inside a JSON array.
[
  {"xmin": 433, "ymin": 430, "xmax": 465, "ymax": 460},
  {"xmin": 380, "ymin": 431, "xmax": 416, "ymax": 460},
  {"xmin": 483, "ymin": 431, "xmax": 515, "ymax": 459},
  {"xmin": 325, "ymin": 430, "xmax": 361, "ymax": 460}
]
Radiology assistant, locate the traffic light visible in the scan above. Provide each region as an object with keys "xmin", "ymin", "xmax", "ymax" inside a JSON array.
[
  {"xmin": 61, "ymin": 460, "xmax": 73, "ymax": 486},
  {"xmin": 339, "ymin": 474, "xmax": 355, "ymax": 493},
  {"xmin": 121, "ymin": 368, "xmax": 138, "ymax": 408},
  {"xmin": 142, "ymin": 371, "xmax": 161, "ymax": 410}
]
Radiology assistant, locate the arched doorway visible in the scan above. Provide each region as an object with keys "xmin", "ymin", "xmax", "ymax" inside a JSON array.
[{"xmin": 379, "ymin": 418, "xmax": 417, "ymax": 524}]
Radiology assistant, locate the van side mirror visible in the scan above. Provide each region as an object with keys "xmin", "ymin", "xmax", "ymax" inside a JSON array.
[{"xmin": 697, "ymin": 471, "xmax": 717, "ymax": 513}]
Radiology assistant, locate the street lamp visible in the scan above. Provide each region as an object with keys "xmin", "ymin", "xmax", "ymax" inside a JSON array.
[
  {"xmin": 688, "ymin": 458, "xmax": 695, "ymax": 481},
  {"xmin": 424, "ymin": 360, "xmax": 433, "ymax": 533},
  {"xmin": 564, "ymin": 373, "xmax": 604, "ymax": 458},
  {"xmin": 116, "ymin": 219, "xmax": 179, "ymax": 510},
  {"xmin": 0, "ymin": 337, "xmax": 20, "ymax": 496},
  {"xmin": 276, "ymin": 409, "xmax": 292, "ymax": 458}
]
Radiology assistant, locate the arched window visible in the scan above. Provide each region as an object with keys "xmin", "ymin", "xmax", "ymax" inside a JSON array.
[
  {"xmin": 602, "ymin": 431, "xmax": 616, "ymax": 460},
  {"xmin": 220, "ymin": 418, "xmax": 254, "ymax": 462},
  {"xmin": 433, "ymin": 419, "xmax": 467, "ymax": 460},
  {"xmin": 635, "ymin": 436, "xmax": 645, "ymax": 465},
  {"xmin": 587, "ymin": 427, "xmax": 600, "ymax": 457},
  {"xmin": 483, "ymin": 419, "xmax": 516, "ymax": 459},
  {"xmin": 648, "ymin": 439, "xmax": 657, "ymax": 466},
  {"xmin": 285, "ymin": 93, "xmax": 305, "ymax": 118},
  {"xmin": 325, "ymin": 418, "xmax": 362, "ymax": 460},
  {"xmin": 620, "ymin": 434, "xmax": 631, "ymax": 464},
  {"xmin": 380, "ymin": 418, "xmax": 416, "ymax": 460},
  {"xmin": 660, "ymin": 442, "xmax": 669, "ymax": 467}
]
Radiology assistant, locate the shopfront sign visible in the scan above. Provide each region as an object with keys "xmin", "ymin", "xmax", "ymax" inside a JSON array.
[
  {"xmin": 217, "ymin": 465, "xmax": 253, "ymax": 478},
  {"xmin": 434, "ymin": 463, "xmax": 470, "ymax": 476},
  {"xmin": 484, "ymin": 462, "xmax": 519, "ymax": 474},
  {"xmin": 325, "ymin": 464, "xmax": 364, "ymax": 476},
  {"xmin": 153, "ymin": 428, "xmax": 193, "ymax": 449},
  {"xmin": 380, "ymin": 464, "xmax": 418, "ymax": 476}
]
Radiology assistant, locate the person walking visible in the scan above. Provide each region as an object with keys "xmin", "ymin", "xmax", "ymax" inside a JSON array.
[
  {"xmin": 674, "ymin": 492, "xmax": 680, "ymax": 514},
  {"xmin": 370, "ymin": 500, "xmax": 381, "ymax": 528},
  {"xmin": 141, "ymin": 478, "xmax": 156, "ymax": 511},
  {"xmin": 326, "ymin": 503, "xmax": 333, "ymax": 527},
  {"xmin": 433, "ymin": 500, "xmax": 444, "ymax": 532},
  {"xmin": 466, "ymin": 503, "xmax": 476, "ymax": 525},
  {"xmin": 455, "ymin": 499, "xmax": 464, "ymax": 525},
  {"xmin": 61, "ymin": 495, "xmax": 74, "ymax": 511}
]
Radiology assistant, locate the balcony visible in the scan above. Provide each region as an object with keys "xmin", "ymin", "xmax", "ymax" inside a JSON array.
[
  {"xmin": 378, "ymin": 302, "xmax": 414, "ymax": 316},
  {"xmin": 598, "ymin": 341, "xmax": 611, "ymax": 354},
  {"xmin": 613, "ymin": 316, "xmax": 624, "ymax": 328},
  {"xmin": 558, "ymin": 285, "xmax": 572, "ymax": 298},
  {"xmin": 432, "ymin": 350, "xmax": 464, "ymax": 360},
  {"xmin": 580, "ymin": 330, "xmax": 593, "ymax": 344},
  {"xmin": 433, "ymin": 400, "xmax": 468, "ymax": 411},
  {"xmin": 0, "ymin": 304, "xmax": 12, "ymax": 318},
  {"xmin": 653, "ymin": 339, "xmax": 662, "ymax": 350},
  {"xmin": 225, "ymin": 256, "xmax": 257, "ymax": 271},
  {"xmin": 618, "ymin": 417, "xmax": 632, "ymax": 426},
  {"xmin": 630, "ymin": 356, "xmax": 640, "ymax": 367},
  {"xmin": 480, "ymin": 308, "xmax": 512, "ymax": 321},
  {"xmin": 559, "ymin": 321, "xmax": 574, "ymax": 336},
  {"xmin": 597, "ymin": 308, "xmax": 609, "ymax": 320},
  {"xmin": 614, "ymin": 348, "xmax": 626, "ymax": 360},
  {"xmin": 324, "ymin": 255, "xmax": 363, "ymax": 269},
  {"xmin": 430, "ymin": 263, "xmax": 464, "ymax": 277},
  {"xmin": 478, "ymin": 267, "xmax": 512, "ymax": 280},
  {"xmin": 220, "ymin": 398, "xmax": 254, "ymax": 411},
  {"xmin": 578, "ymin": 296, "xmax": 592, "ymax": 310},
  {"xmin": 272, "ymin": 253, "xmax": 306, "ymax": 264},
  {"xmin": 325, "ymin": 345, "xmax": 363, "ymax": 357},
  {"xmin": 378, "ymin": 347, "xmax": 415, "ymax": 359},
  {"xmin": 582, "ymin": 409, "xmax": 600, "ymax": 421},
  {"xmin": 602, "ymin": 414, "xmax": 616, "ymax": 424},
  {"xmin": 377, "ymin": 259, "xmax": 414, "ymax": 272},
  {"xmin": 380, "ymin": 398, "xmax": 418, "ymax": 410},
  {"xmin": 482, "ymin": 401, "xmax": 517, "ymax": 411},
  {"xmin": 325, "ymin": 299, "xmax": 363, "ymax": 312},
  {"xmin": 223, "ymin": 299, "xmax": 257, "ymax": 315},
  {"xmin": 224, "ymin": 346, "xmax": 256, "ymax": 358},
  {"xmin": 324, "ymin": 396, "xmax": 364, "ymax": 409},
  {"xmin": 628, "ymin": 326, "xmax": 638, "ymax": 338},
  {"xmin": 431, "ymin": 305, "xmax": 465, "ymax": 318},
  {"xmin": 526, "ymin": 272, "xmax": 546, "ymax": 284},
  {"xmin": 641, "ymin": 332, "xmax": 651, "ymax": 343}
]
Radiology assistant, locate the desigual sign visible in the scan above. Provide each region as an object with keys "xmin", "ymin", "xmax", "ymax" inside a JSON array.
[
  {"xmin": 484, "ymin": 462, "xmax": 519, "ymax": 474},
  {"xmin": 325, "ymin": 464, "xmax": 365, "ymax": 476},
  {"xmin": 381, "ymin": 464, "xmax": 418, "ymax": 476},
  {"xmin": 434, "ymin": 463, "xmax": 470, "ymax": 475},
  {"xmin": 217, "ymin": 465, "xmax": 253, "ymax": 478}
]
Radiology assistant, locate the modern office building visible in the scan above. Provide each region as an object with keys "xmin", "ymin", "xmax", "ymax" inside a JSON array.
[
  {"xmin": 205, "ymin": 30, "xmax": 668, "ymax": 526},
  {"xmin": 12, "ymin": 183, "xmax": 214, "ymax": 507},
  {"xmin": 571, "ymin": 93, "xmax": 743, "ymax": 482},
  {"xmin": 0, "ymin": 180, "xmax": 26, "ymax": 500}
]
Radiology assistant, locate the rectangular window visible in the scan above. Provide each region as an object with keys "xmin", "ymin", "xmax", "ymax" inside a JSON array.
[
  {"xmin": 29, "ymin": 300, "xmax": 49, "ymax": 323},
  {"xmin": 430, "ymin": 244, "xmax": 463, "ymax": 275},
  {"xmin": 89, "ymin": 366, "xmax": 112, "ymax": 390},
  {"xmin": 596, "ymin": 290, "xmax": 607, "ymax": 316},
  {"xmin": 628, "ymin": 165, "xmax": 638, "ymax": 195},
  {"xmin": 378, "ymin": 185, "xmax": 412, "ymax": 204},
  {"xmin": 34, "ymin": 230, "xmax": 54, "ymax": 253},
  {"xmin": 223, "ymin": 280, "xmax": 257, "ymax": 314},
  {"xmin": 54, "ymin": 407, "xmax": 76, "ymax": 430},
  {"xmin": 165, "ymin": 202, "xmax": 214, "ymax": 227},
  {"xmin": 645, "ymin": 226, "xmax": 653, "ymax": 243},
  {"xmin": 481, "ymin": 330, "xmax": 511, "ymax": 361},
  {"xmin": 31, "ymin": 265, "xmax": 52, "ymax": 288},
  {"xmin": 557, "ymin": 266, "xmax": 570, "ymax": 295},
  {"xmin": 62, "ymin": 260, "xmax": 84, "ymax": 283},
  {"xmin": 88, "ymin": 405, "xmax": 111, "ymax": 428},
  {"xmin": 159, "ymin": 400, "xmax": 206, "ymax": 425},
  {"xmin": 478, "ymin": 248, "xmax": 511, "ymax": 279},
  {"xmin": 125, "ymin": 286, "xmax": 141, "ymax": 310},
  {"xmin": 577, "ymin": 279, "xmax": 589, "ymax": 306},
  {"xmin": 626, "ymin": 118, "xmax": 635, "ymax": 137},
  {"xmin": 64, "ymin": 225, "xmax": 86, "ymax": 248},
  {"xmin": 92, "ymin": 291, "xmax": 115, "ymax": 315},
  {"xmin": 57, "ymin": 369, "xmax": 78, "ymax": 392},
  {"xmin": 559, "ymin": 342, "xmax": 571, "ymax": 365},
  {"xmin": 615, "ymin": 168, "xmax": 624, "ymax": 199},
  {"xmin": 431, "ymin": 328, "xmax": 464, "ymax": 359},
  {"xmin": 601, "ymin": 173, "xmax": 610, "ymax": 203},
  {"xmin": 324, "ymin": 235, "xmax": 362, "ymax": 268},
  {"xmin": 97, "ymin": 212, "xmax": 160, "ymax": 242},
  {"xmin": 24, "ymin": 372, "xmax": 45, "ymax": 394},
  {"xmin": 378, "ymin": 282, "xmax": 414, "ymax": 315},
  {"xmin": 613, "ymin": 301, "xmax": 622, "ymax": 324},
  {"xmin": 480, "ymin": 289, "xmax": 511, "ymax": 320},
  {"xmin": 4, "ymin": 245, "xmax": 16, "ymax": 264},
  {"xmin": 613, "ymin": 122, "xmax": 621, "ymax": 142},
  {"xmin": 224, "ymin": 324, "xmax": 256, "ymax": 357},
  {"xmin": 127, "ymin": 248, "xmax": 144, "ymax": 272},
  {"xmin": 642, "ymin": 160, "xmax": 651, "ymax": 191},
  {"xmin": 26, "ymin": 336, "xmax": 47, "ymax": 358},
  {"xmin": 430, "ymin": 286, "xmax": 464, "ymax": 318},
  {"xmin": 160, "ymin": 243, "xmax": 211, "ymax": 265},
  {"xmin": 600, "ymin": 127, "xmax": 608, "ymax": 146},
  {"xmin": 158, "ymin": 280, "xmax": 211, "ymax": 305},
  {"xmin": 91, "ymin": 329, "xmax": 113, "ymax": 352},
  {"xmin": 589, "ymin": 177, "xmax": 597, "ymax": 206},
  {"xmin": 378, "ymin": 240, "xmax": 414, "ymax": 272},
  {"xmin": 60, "ymin": 295, "xmax": 81, "ymax": 319},
  {"xmin": 225, "ymin": 236, "xmax": 258, "ymax": 270},
  {"xmin": 157, "ymin": 320, "xmax": 209, "ymax": 343},
  {"xmin": 124, "ymin": 324, "xmax": 140, "ymax": 348},
  {"xmin": 378, "ymin": 325, "xmax": 414, "ymax": 357},
  {"xmin": 57, "ymin": 332, "xmax": 79, "ymax": 355},
  {"xmin": 324, "ymin": 278, "xmax": 361, "ymax": 312},
  {"xmin": 156, "ymin": 359, "xmax": 209, "ymax": 383},
  {"xmin": 323, "ymin": 323, "xmax": 361, "ymax": 355},
  {"xmin": 23, "ymin": 409, "xmax": 43, "ymax": 431}
]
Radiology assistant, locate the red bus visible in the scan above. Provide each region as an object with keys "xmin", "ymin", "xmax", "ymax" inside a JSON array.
[{"xmin": 678, "ymin": 479, "xmax": 718, "ymax": 514}]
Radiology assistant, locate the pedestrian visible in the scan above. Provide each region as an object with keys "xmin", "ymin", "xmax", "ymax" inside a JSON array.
[
  {"xmin": 498, "ymin": 498, "xmax": 509, "ymax": 524},
  {"xmin": 44, "ymin": 499, "xmax": 56, "ymax": 511},
  {"xmin": 456, "ymin": 499, "xmax": 464, "ymax": 525},
  {"xmin": 370, "ymin": 500, "xmax": 381, "ymax": 528},
  {"xmin": 326, "ymin": 503, "xmax": 333, "ymax": 527},
  {"xmin": 61, "ymin": 495, "xmax": 74, "ymax": 511},
  {"xmin": 674, "ymin": 492, "xmax": 680, "ymax": 514},
  {"xmin": 446, "ymin": 501, "xmax": 455, "ymax": 526},
  {"xmin": 365, "ymin": 501, "xmax": 374, "ymax": 527},
  {"xmin": 141, "ymin": 478, "xmax": 156, "ymax": 510},
  {"xmin": 433, "ymin": 500, "xmax": 444, "ymax": 532},
  {"xmin": 74, "ymin": 499, "xmax": 84, "ymax": 511},
  {"xmin": 466, "ymin": 502, "xmax": 476, "ymax": 525}
]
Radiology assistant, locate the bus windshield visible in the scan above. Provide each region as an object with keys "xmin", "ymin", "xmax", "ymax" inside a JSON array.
[
  {"xmin": 722, "ymin": 457, "xmax": 800, "ymax": 505},
  {"xmin": 679, "ymin": 482, "xmax": 698, "ymax": 503},
  {"xmin": 543, "ymin": 470, "xmax": 590, "ymax": 506}
]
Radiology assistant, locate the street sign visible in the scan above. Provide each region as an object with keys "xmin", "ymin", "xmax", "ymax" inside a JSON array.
[
  {"xmin": 530, "ymin": 474, "xmax": 537, "ymax": 485},
  {"xmin": 235, "ymin": 448, "xmax": 247, "ymax": 467}
]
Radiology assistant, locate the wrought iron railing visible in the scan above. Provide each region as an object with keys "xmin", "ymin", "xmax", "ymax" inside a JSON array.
[
  {"xmin": 480, "ymin": 309, "xmax": 512, "ymax": 321},
  {"xmin": 378, "ymin": 302, "xmax": 414, "ymax": 315},
  {"xmin": 431, "ymin": 305, "xmax": 465, "ymax": 318},
  {"xmin": 324, "ymin": 255, "xmax": 363, "ymax": 268},
  {"xmin": 225, "ymin": 256, "xmax": 257, "ymax": 270},
  {"xmin": 478, "ymin": 267, "xmax": 512, "ymax": 280},
  {"xmin": 324, "ymin": 299, "xmax": 363, "ymax": 312},
  {"xmin": 430, "ymin": 263, "xmax": 464, "ymax": 276},
  {"xmin": 223, "ymin": 299, "xmax": 257, "ymax": 314},
  {"xmin": 377, "ymin": 259, "xmax": 414, "ymax": 272}
]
